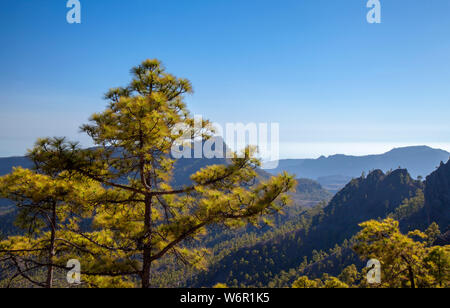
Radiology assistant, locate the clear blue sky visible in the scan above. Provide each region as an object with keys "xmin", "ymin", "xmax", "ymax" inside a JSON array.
[{"xmin": 1, "ymin": 0, "xmax": 450, "ymax": 158}]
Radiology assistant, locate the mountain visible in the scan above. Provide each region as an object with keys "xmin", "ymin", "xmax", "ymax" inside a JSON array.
[
  {"xmin": 0, "ymin": 156, "xmax": 33, "ymax": 177},
  {"xmin": 189, "ymin": 163, "xmax": 450, "ymax": 288},
  {"xmin": 265, "ymin": 146, "xmax": 450, "ymax": 191},
  {"xmin": 425, "ymin": 159, "xmax": 450, "ymax": 229},
  {"xmin": 312, "ymin": 169, "xmax": 423, "ymax": 245},
  {"xmin": 188, "ymin": 168, "xmax": 426, "ymax": 287},
  {"xmin": 280, "ymin": 169, "xmax": 424, "ymax": 259}
]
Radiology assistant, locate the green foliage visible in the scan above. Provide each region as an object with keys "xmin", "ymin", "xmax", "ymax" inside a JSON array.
[
  {"xmin": 0, "ymin": 59, "xmax": 295, "ymax": 288},
  {"xmin": 423, "ymin": 246, "xmax": 450, "ymax": 287},
  {"xmin": 425, "ymin": 222, "xmax": 441, "ymax": 246},
  {"xmin": 354, "ymin": 218, "xmax": 449, "ymax": 288},
  {"xmin": 292, "ymin": 274, "xmax": 349, "ymax": 288},
  {"xmin": 322, "ymin": 276, "xmax": 349, "ymax": 288},
  {"xmin": 338, "ymin": 264, "xmax": 359, "ymax": 286},
  {"xmin": 390, "ymin": 189, "xmax": 425, "ymax": 221},
  {"xmin": 0, "ymin": 168, "xmax": 101, "ymax": 287},
  {"xmin": 292, "ymin": 276, "xmax": 321, "ymax": 288}
]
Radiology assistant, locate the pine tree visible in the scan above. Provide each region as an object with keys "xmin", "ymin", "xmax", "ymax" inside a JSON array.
[
  {"xmin": 354, "ymin": 218, "xmax": 450, "ymax": 288},
  {"xmin": 20, "ymin": 59, "xmax": 295, "ymax": 288},
  {"xmin": 0, "ymin": 166, "xmax": 100, "ymax": 288}
]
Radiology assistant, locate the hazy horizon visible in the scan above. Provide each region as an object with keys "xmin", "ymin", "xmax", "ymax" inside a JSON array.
[{"xmin": 1, "ymin": 141, "xmax": 450, "ymax": 161}]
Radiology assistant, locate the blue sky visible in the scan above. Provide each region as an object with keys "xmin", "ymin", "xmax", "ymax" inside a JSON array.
[{"xmin": 1, "ymin": 0, "xmax": 450, "ymax": 158}]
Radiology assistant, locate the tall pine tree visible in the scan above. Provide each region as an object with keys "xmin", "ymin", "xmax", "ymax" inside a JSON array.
[{"xmin": 2, "ymin": 59, "xmax": 295, "ymax": 288}]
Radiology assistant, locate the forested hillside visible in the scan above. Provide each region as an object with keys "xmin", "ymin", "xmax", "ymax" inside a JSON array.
[
  {"xmin": 174, "ymin": 162, "xmax": 449, "ymax": 288},
  {"xmin": 425, "ymin": 161, "xmax": 450, "ymax": 230},
  {"xmin": 1, "ymin": 157, "xmax": 449, "ymax": 288},
  {"xmin": 183, "ymin": 168, "xmax": 427, "ymax": 287}
]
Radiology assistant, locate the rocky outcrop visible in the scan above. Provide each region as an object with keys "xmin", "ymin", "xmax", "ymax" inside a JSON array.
[{"xmin": 425, "ymin": 160, "xmax": 450, "ymax": 230}]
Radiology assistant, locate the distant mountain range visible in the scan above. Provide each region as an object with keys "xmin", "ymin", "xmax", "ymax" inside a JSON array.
[
  {"xmin": 2, "ymin": 145, "xmax": 448, "ymax": 196},
  {"xmin": 266, "ymin": 146, "xmax": 450, "ymax": 192}
]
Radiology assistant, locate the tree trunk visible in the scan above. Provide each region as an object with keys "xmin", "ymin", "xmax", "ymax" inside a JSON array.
[
  {"xmin": 407, "ymin": 265, "xmax": 415, "ymax": 289},
  {"xmin": 142, "ymin": 194, "xmax": 152, "ymax": 288},
  {"xmin": 438, "ymin": 255, "xmax": 442, "ymax": 287},
  {"xmin": 46, "ymin": 203, "xmax": 57, "ymax": 288},
  {"xmin": 401, "ymin": 255, "xmax": 416, "ymax": 289}
]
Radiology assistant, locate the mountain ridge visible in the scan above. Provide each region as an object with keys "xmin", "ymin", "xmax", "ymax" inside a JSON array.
[
  {"xmin": 189, "ymin": 167, "xmax": 428, "ymax": 287},
  {"xmin": 266, "ymin": 146, "xmax": 450, "ymax": 191}
]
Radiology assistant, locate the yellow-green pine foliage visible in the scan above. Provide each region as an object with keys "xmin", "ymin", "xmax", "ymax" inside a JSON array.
[
  {"xmin": 23, "ymin": 59, "xmax": 296, "ymax": 288},
  {"xmin": 354, "ymin": 218, "xmax": 449, "ymax": 288},
  {"xmin": 292, "ymin": 275, "xmax": 349, "ymax": 288},
  {"xmin": 292, "ymin": 276, "xmax": 322, "ymax": 288},
  {"xmin": 0, "ymin": 167, "xmax": 101, "ymax": 288}
]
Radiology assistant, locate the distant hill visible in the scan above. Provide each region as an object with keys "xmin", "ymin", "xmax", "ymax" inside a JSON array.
[
  {"xmin": 266, "ymin": 146, "xmax": 450, "ymax": 191},
  {"xmin": 0, "ymin": 156, "xmax": 33, "ymax": 176},
  {"xmin": 291, "ymin": 178, "xmax": 332, "ymax": 206},
  {"xmin": 316, "ymin": 175, "xmax": 353, "ymax": 193}
]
